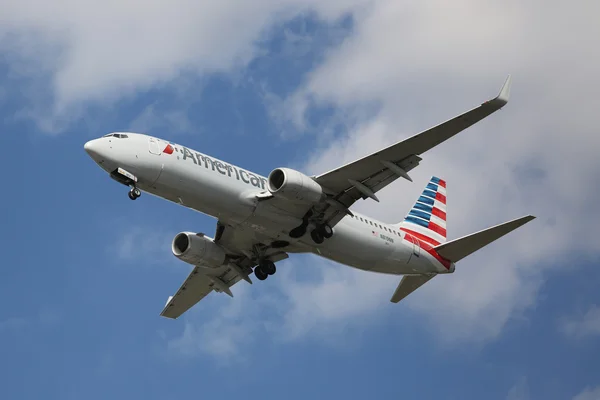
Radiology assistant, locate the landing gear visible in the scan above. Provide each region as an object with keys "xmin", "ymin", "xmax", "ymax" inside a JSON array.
[
  {"xmin": 254, "ymin": 259, "xmax": 276, "ymax": 281},
  {"xmin": 310, "ymin": 224, "xmax": 333, "ymax": 244},
  {"xmin": 289, "ymin": 225, "xmax": 307, "ymax": 238},
  {"xmin": 262, "ymin": 260, "xmax": 276, "ymax": 275},
  {"xmin": 128, "ymin": 187, "xmax": 141, "ymax": 200},
  {"xmin": 321, "ymin": 224, "xmax": 333, "ymax": 239},
  {"xmin": 289, "ymin": 210, "xmax": 313, "ymax": 238},
  {"xmin": 255, "ymin": 267, "xmax": 268, "ymax": 281},
  {"xmin": 291, "ymin": 221, "xmax": 333, "ymax": 244},
  {"xmin": 310, "ymin": 229, "xmax": 324, "ymax": 244}
]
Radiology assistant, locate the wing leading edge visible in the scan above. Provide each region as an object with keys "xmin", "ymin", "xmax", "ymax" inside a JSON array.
[{"xmin": 314, "ymin": 76, "xmax": 512, "ymax": 221}]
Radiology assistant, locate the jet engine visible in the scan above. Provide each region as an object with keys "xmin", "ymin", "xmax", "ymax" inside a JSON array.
[
  {"xmin": 172, "ymin": 232, "xmax": 227, "ymax": 267},
  {"xmin": 267, "ymin": 167, "xmax": 324, "ymax": 203}
]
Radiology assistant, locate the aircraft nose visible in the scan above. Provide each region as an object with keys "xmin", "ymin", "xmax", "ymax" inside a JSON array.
[{"xmin": 84, "ymin": 139, "xmax": 102, "ymax": 161}]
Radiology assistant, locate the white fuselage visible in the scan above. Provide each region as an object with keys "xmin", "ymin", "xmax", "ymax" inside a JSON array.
[{"xmin": 84, "ymin": 133, "xmax": 454, "ymax": 276}]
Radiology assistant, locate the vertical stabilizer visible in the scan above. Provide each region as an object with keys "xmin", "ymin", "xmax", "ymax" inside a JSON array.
[{"xmin": 395, "ymin": 176, "xmax": 447, "ymax": 246}]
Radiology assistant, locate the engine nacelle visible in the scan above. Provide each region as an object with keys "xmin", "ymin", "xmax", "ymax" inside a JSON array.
[
  {"xmin": 172, "ymin": 232, "xmax": 227, "ymax": 267},
  {"xmin": 267, "ymin": 167, "xmax": 324, "ymax": 204}
]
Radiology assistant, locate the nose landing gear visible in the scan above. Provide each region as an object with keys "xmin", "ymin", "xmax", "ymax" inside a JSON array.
[{"xmin": 128, "ymin": 187, "xmax": 141, "ymax": 200}]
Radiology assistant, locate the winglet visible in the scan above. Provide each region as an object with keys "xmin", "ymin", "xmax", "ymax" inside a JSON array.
[{"xmin": 493, "ymin": 74, "xmax": 512, "ymax": 106}]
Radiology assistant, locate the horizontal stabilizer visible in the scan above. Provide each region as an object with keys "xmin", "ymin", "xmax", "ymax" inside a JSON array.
[
  {"xmin": 390, "ymin": 274, "xmax": 435, "ymax": 303},
  {"xmin": 434, "ymin": 215, "xmax": 535, "ymax": 263}
]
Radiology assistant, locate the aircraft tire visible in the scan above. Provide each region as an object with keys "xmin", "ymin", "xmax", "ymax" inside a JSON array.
[
  {"xmin": 321, "ymin": 224, "xmax": 333, "ymax": 239},
  {"xmin": 289, "ymin": 225, "xmax": 307, "ymax": 238},
  {"xmin": 128, "ymin": 191, "xmax": 137, "ymax": 200},
  {"xmin": 255, "ymin": 266, "xmax": 268, "ymax": 281},
  {"xmin": 261, "ymin": 260, "xmax": 276, "ymax": 275},
  {"xmin": 311, "ymin": 229, "xmax": 324, "ymax": 244}
]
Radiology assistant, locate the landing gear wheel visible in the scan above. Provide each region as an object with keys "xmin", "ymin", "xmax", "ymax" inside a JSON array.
[
  {"xmin": 289, "ymin": 225, "xmax": 307, "ymax": 239},
  {"xmin": 321, "ymin": 224, "xmax": 333, "ymax": 239},
  {"xmin": 254, "ymin": 266, "xmax": 268, "ymax": 281},
  {"xmin": 128, "ymin": 187, "xmax": 141, "ymax": 200},
  {"xmin": 260, "ymin": 260, "xmax": 276, "ymax": 275},
  {"xmin": 311, "ymin": 229, "xmax": 324, "ymax": 244}
]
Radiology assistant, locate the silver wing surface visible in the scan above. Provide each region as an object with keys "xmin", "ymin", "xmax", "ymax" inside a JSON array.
[
  {"xmin": 315, "ymin": 75, "xmax": 512, "ymax": 227},
  {"xmin": 259, "ymin": 76, "xmax": 512, "ymax": 229},
  {"xmin": 160, "ymin": 221, "xmax": 288, "ymax": 319}
]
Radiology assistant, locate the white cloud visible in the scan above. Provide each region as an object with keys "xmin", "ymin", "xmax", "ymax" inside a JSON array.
[
  {"xmin": 562, "ymin": 305, "xmax": 600, "ymax": 339},
  {"xmin": 573, "ymin": 386, "xmax": 600, "ymax": 400},
  {"xmin": 111, "ymin": 226, "xmax": 175, "ymax": 266},
  {"xmin": 166, "ymin": 257, "xmax": 398, "ymax": 360},
  {"xmin": 0, "ymin": 0, "xmax": 371, "ymax": 131},
  {"xmin": 128, "ymin": 103, "xmax": 193, "ymax": 136},
  {"xmin": 167, "ymin": 284, "xmax": 261, "ymax": 361}
]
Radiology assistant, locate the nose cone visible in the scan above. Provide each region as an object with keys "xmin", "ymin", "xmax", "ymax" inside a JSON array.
[{"xmin": 84, "ymin": 139, "xmax": 101, "ymax": 161}]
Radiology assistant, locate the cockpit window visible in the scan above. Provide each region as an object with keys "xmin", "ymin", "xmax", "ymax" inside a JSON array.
[{"xmin": 103, "ymin": 133, "xmax": 128, "ymax": 138}]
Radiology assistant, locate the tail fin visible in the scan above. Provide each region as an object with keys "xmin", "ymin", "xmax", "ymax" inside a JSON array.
[{"xmin": 395, "ymin": 176, "xmax": 447, "ymax": 246}]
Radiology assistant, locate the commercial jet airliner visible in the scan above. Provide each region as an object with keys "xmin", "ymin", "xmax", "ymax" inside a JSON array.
[{"xmin": 84, "ymin": 75, "xmax": 534, "ymax": 319}]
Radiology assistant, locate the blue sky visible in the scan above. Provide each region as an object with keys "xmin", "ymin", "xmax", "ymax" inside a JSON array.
[{"xmin": 1, "ymin": 2, "xmax": 600, "ymax": 400}]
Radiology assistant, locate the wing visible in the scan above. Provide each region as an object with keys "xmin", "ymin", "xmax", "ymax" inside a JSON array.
[
  {"xmin": 160, "ymin": 221, "xmax": 288, "ymax": 319},
  {"xmin": 315, "ymin": 76, "xmax": 512, "ymax": 227}
]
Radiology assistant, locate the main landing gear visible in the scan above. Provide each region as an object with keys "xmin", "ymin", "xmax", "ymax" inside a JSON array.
[
  {"xmin": 288, "ymin": 210, "xmax": 334, "ymax": 245},
  {"xmin": 309, "ymin": 224, "xmax": 333, "ymax": 244},
  {"xmin": 128, "ymin": 186, "xmax": 141, "ymax": 200},
  {"xmin": 254, "ymin": 259, "xmax": 276, "ymax": 281},
  {"xmin": 290, "ymin": 222, "xmax": 333, "ymax": 245}
]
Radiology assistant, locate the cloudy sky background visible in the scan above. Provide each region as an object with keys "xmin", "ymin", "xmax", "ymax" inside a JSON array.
[{"xmin": 1, "ymin": 1, "xmax": 599, "ymax": 399}]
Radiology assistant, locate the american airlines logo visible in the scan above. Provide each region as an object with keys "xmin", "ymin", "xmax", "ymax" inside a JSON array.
[{"xmin": 172, "ymin": 145, "xmax": 268, "ymax": 190}]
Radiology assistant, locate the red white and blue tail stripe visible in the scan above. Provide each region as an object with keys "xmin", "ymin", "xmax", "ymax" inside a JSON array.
[{"xmin": 398, "ymin": 176, "xmax": 447, "ymax": 246}]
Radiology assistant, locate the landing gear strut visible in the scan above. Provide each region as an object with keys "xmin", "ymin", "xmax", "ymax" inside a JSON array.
[
  {"xmin": 289, "ymin": 209, "xmax": 334, "ymax": 244},
  {"xmin": 128, "ymin": 187, "xmax": 141, "ymax": 200},
  {"xmin": 289, "ymin": 210, "xmax": 312, "ymax": 239},
  {"xmin": 254, "ymin": 259, "xmax": 276, "ymax": 281}
]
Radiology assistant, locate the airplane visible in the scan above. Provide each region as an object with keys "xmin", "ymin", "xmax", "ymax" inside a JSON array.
[{"xmin": 84, "ymin": 75, "xmax": 535, "ymax": 319}]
